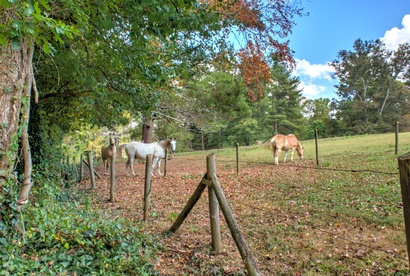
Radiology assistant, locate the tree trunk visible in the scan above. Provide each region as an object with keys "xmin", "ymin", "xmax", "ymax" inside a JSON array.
[
  {"xmin": 201, "ymin": 130, "xmax": 205, "ymax": 151},
  {"xmin": 0, "ymin": 40, "xmax": 33, "ymax": 191},
  {"xmin": 142, "ymin": 119, "xmax": 153, "ymax": 143},
  {"xmin": 17, "ymin": 45, "xmax": 35, "ymax": 204}
]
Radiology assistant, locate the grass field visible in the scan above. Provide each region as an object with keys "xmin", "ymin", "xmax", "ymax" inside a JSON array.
[{"xmin": 90, "ymin": 132, "xmax": 410, "ymax": 275}]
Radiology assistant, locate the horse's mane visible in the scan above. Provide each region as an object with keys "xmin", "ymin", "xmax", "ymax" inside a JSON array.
[{"xmin": 157, "ymin": 139, "xmax": 171, "ymax": 148}]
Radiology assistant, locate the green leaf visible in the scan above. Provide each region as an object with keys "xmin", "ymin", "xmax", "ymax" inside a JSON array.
[
  {"xmin": 23, "ymin": 2, "xmax": 34, "ymax": 17},
  {"xmin": 12, "ymin": 20, "xmax": 23, "ymax": 31},
  {"xmin": 11, "ymin": 38, "xmax": 21, "ymax": 50},
  {"xmin": 39, "ymin": 0, "xmax": 50, "ymax": 10},
  {"xmin": 0, "ymin": 0, "xmax": 11, "ymax": 8}
]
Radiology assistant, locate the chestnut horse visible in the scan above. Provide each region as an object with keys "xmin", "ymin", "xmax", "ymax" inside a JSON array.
[
  {"xmin": 119, "ymin": 138, "xmax": 176, "ymax": 176},
  {"xmin": 101, "ymin": 132, "xmax": 117, "ymax": 175},
  {"xmin": 270, "ymin": 134, "xmax": 303, "ymax": 165}
]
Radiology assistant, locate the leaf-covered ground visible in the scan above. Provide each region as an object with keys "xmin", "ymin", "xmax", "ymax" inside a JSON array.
[{"xmin": 81, "ymin": 150, "xmax": 409, "ymax": 275}]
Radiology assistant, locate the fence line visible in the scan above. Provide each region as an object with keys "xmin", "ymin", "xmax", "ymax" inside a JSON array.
[{"xmin": 170, "ymin": 156, "xmax": 398, "ymax": 175}]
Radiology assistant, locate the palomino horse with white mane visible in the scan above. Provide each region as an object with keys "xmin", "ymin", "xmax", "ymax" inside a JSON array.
[
  {"xmin": 101, "ymin": 132, "xmax": 117, "ymax": 175},
  {"xmin": 270, "ymin": 134, "xmax": 304, "ymax": 165},
  {"xmin": 120, "ymin": 138, "xmax": 176, "ymax": 176}
]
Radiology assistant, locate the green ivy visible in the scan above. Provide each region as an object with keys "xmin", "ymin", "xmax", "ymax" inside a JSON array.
[{"xmin": 0, "ymin": 190, "xmax": 160, "ymax": 275}]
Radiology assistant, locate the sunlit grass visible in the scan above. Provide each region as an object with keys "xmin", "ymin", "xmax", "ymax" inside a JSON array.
[{"xmin": 177, "ymin": 132, "xmax": 410, "ymax": 274}]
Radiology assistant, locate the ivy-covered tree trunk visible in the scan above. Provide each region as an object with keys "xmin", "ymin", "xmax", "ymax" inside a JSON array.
[{"xmin": 0, "ymin": 35, "xmax": 34, "ymax": 203}]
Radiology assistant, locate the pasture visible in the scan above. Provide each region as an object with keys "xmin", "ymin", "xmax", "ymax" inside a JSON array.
[{"xmin": 86, "ymin": 133, "xmax": 410, "ymax": 275}]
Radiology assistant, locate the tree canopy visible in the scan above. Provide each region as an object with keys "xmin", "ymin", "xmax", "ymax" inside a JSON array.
[
  {"xmin": 0, "ymin": 0, "xmax": 305, "ymax": 204},
  {"xmin": 331, "ymin": 38, "xmax": 410, "ymax": 133}
]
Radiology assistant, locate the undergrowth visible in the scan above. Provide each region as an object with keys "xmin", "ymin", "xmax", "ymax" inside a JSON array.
[{"xmin": 0, "ymin": 163, "xmax": 161, "ymax": 275}]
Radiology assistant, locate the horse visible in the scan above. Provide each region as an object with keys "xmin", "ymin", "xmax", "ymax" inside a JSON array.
[
  {"xmin": 119, "ymin": 138, "xmax": 176, "ymax": 176},
  {"xmin": 101, "ymin": 132, "xmax": 117, "ymax": 175},
  {"xmin": 270, "ymin": 134, "xmax": 303, "ymax": 165}
]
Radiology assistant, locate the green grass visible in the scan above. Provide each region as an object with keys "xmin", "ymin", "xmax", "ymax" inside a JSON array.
[
  {"xmin": 118, "ymin": 133, "xmax": 410, "ymax": 169},
  {"xmin": 173, "ymin": 132, "xmax": 410, "ymax": 275}
]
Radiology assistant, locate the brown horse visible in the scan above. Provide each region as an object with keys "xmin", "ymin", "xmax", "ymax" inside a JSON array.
[
  {"xmin": 101, "ymin": 132, "xmax": 117, "ymax": 175},
  {"xmin": 270, "ymin": 134, "xmax": 304, "ymax": 165}
]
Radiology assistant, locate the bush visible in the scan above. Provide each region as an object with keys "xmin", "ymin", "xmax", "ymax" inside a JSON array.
[{"xmin": 0, "ymin": 189, "xmax": 161, "ymax": 275}]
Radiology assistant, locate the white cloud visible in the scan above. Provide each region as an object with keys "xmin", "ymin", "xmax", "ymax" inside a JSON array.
[
  {"xmin": 298, "ymin": 81, "xmax": 326, "ymax": 97},
  {"xmin": 292, "ymin": 59, "xmax": 335, "ymax": 99},
  {"xmin": 294, "ymin": 59, "xmax": 334, "ymax": 81},
  {"xmin": 382, "ymin": 14, "xmax": 410, "ymax": 50}
]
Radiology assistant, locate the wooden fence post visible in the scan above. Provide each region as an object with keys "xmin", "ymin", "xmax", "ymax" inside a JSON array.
[
  {"xmin": 86, "ymin": 151, "xmax": 96, "ymax": 189},
  {"xmin": 72, "ymin": 156, "xmax": 78, "ymax": 182},
  {"xmin": 315, "ymin": 128, "xmax": 319, "ymax": 166},
  {"xmin": 82, "ymin": 158, "xmax": 101, "ymax": 179},
  {"xmin": 169, "ymin": 154, "xmax": 260, "ymax": 275},
  {"xmin": 79, "ymin": 154, "xmax": 84, "ymax": 182},
  {"xmin": 143, "ymin": 154, "xmax": 153, "ymax": 221},
  {"xmin": 210, "ymin": 173, "xmax": 260, "ymax": 276},
  {"xmin": 236, "ymin": 143, "xmax": 239, "ymax": 175},
  {"xmin": 169, "ymin": 178, "xmax": 208, "ymax": 232},
  {"xmin": 109, "ymin": 152, "xmax": 116, "ymax": 202},
  {"xmin": 395, "ymin": 121, "xmax": 399, "ymax": 155},
  {"xmin": 398, "ymin": 152, "xmax": 410, "ymax": 268},
  {"xmin": 207, "ymin": 154, "xmax": 222, "ymax": 253},
  {"xmin": 164, "ymin": 149, "xmax": 168, "ymax": 177}
]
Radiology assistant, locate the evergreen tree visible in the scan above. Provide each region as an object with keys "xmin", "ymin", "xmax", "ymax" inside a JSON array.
[{"xmin": 264, "ymin": 61, "xmax": 306, "ymax": 137}]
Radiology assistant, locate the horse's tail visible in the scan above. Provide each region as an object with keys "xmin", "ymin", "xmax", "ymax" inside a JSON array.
[
  {"xmin": 264, "ymin": 142, "xmax": 273, "ymax": 151},
  {"xmin": 268, "ymin": 135, "xmax": 277, "ymax": 151}
]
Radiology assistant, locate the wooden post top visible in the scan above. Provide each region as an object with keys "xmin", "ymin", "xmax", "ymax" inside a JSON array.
[{"xmin": 398, "ymin": 152, "xmax": 410, "ymax": 160}]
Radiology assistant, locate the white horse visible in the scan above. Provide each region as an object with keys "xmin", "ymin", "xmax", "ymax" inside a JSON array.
[{"xmin": 119, "ymin": 138, "xmax": 176, "ymax": 176}]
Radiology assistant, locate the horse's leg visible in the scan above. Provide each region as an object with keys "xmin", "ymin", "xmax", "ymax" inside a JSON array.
[
  {"xmin": 290, "ymin": 148, "xmax": 295, "ymax": 162},
  {"xmin": 283, "ymin": 150, "xmax": 288, "ymax": 164},
  {"xmin": 130, "ymin": 156, "xmax": 136, "ymax": 175},
  {"xmin": 125, "ymin": 158, "xmax": 130, "ymax": 171},
  {"xmin": 151, "ymin": 157, "xmax": 160, "ymax": 176},
  {"xmin": 274, "ymin": 148, "xmax": 280, "ymax": 165},
  {"xmin": 157, "ymin": 159, "xmax": 162, "ymax": 175}
]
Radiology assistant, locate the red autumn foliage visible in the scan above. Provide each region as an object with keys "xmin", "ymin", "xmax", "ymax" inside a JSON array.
[
  {"xmin": 207, "ymin": 0, "xmax": 303, "ymax": 101},
  {"xmin": 237, "ymin": 42, "xmax": 271, "ymax": 101}
]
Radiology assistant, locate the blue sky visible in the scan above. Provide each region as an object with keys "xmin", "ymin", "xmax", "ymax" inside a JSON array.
[{"xmin": 289, "ymin": 0, "xmax": 410, "ymax": 99}]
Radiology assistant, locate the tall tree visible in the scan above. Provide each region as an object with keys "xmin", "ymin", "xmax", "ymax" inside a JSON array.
[
  {"xmin": 331, "ymin": 39, "xmax": 410, "ymax": 133},
  {"xmin": 302, "ymin": 98, "xmax": 341, "ymax": 138},
  {"xmin": 0, "ymin": 1, "xmax": 80, "ymax": 203},
  {"xmin": 265, "ymin": 61, "xmax": 305, "ymax": 136},
  {"xmin": 180, "ymin": 71, "xmax": 250, "ymax": 149},
  {"xmin": 1, "ymin": 0, "xmax": 304, "ymax": 204}
]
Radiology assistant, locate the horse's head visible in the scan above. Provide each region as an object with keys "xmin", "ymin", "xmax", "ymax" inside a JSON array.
[
  {"xmin": 109, "ymin": 132, "xmax": 116, "ymax": 146},
  {"xmin": 296, "ymin": 146, "xmax": 304, "ymax": 159},
  {"xmin": 169, "ymin": 138, "xmax": 177, "ymax": 156}
]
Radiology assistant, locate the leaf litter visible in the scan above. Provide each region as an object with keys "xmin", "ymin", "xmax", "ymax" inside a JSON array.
[{"xmin": 80, "ymin": 154, "xmax": 409, "ymax": 275}]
